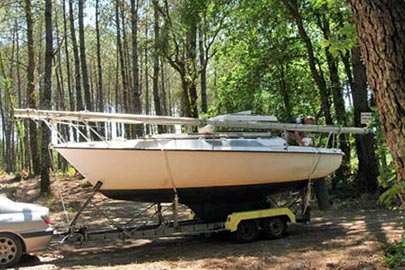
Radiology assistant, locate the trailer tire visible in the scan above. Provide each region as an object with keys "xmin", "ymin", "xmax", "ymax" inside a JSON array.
[
  {"xmin": 232, "ymin": 220, "xmax": 259, "ymax": 243},
  {"xmin": 261, "ymin": 217, "xmax": 286, "ymax": 239}
]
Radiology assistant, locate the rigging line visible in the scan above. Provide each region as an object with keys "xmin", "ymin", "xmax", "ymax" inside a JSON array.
[
  {"xmin": 56, "ymin": 121, "xmax": 91, "ymax": 143},
  {"xmin": 308, "ymin": 147, "xmax": 322, "ymax": 180},
  {"xmin": 21, "ymin": 117, "xmax": 70, "ymax": 225},
  {"xmin": 47, "ymin": 143, "xmax": 71, "ymax": 226},
  {"xmin": 65, "ymin": 121, "xmax": 91, "ymax": 142},
  {"xmin": 42, "ymin": 118, "xmax": 67, "ymax": 144},
  {"xmin": 155, "ymin": 139, "xmax": 178, "ymax": 195},
  {"xmin": 82, "ymin": 120, "xmax": 111, "ymax": 146}
]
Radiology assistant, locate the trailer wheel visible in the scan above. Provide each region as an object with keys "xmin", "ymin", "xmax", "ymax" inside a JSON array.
[
  {"xmin": 232, "ymin": 220, "xmax": 259, "ymax": 243},
  {"xmin": 261, "ymin": 217, "xmax": 286, "ymax": 239},
  {"xmin": 0, "ymin": 233, "xmax": 23, "ymax": 268}
]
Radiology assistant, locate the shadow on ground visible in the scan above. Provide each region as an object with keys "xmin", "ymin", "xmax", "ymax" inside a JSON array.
[{"xmin": 17, "ymin": 208, "xmax": 402, "ymax": 270}]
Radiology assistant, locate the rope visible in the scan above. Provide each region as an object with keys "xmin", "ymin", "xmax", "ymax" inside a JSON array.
[
  {"xmin": 155, "ymin": 139, "xmax": 178, "ymax": 195},
  {"xmin": 303, "ymin": 147, "xmax": 323, "ymax": 214},
  {"xmin": 47, "ymin": 143, "xmax": 71, "ymax": 226}
]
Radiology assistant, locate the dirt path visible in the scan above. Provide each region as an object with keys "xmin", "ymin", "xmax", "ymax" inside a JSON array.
[
  {"xmin": 15, "ymin": 209, "xmax": 402, "ymax": 270},
  {"xmin": 2, "ymin": 176, "xmax": 403, "ymax": 270}
]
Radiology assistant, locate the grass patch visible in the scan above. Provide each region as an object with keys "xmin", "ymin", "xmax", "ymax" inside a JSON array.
[{"xmin": 383, "ymin": 238, "xmax": 405, "ymax": 268}]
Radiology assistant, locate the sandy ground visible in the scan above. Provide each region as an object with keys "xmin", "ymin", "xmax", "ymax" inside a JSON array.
[{"xmin": 1, "ymin": 175, "xmax": 403, "ymax": 270}]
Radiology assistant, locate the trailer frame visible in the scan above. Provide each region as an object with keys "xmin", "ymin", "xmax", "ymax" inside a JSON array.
[{"xmin": 59, "ymin": 181, "xmax": 305, "ymax": 244}]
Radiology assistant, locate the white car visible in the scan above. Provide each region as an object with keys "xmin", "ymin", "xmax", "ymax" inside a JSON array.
[{"xmin": 0, "ymin": 195, "xmax": 53, "ymax": 268}]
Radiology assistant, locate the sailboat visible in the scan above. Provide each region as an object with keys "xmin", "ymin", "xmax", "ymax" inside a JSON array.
[{"xmin": 14, "ymin": 109, "xmax": 367, "ymax": 221}]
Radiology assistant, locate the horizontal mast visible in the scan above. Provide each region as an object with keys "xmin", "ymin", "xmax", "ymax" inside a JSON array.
[
  {"xmin": 206, "ymin": 120, "xmax": 369, "ymax": 134},
  {"xmin": 14, "ymin": 108, "xmax": 200, "ymax": 126},
  {"xmin": 14, "ymin": 108, "xmax": 369, "ymax": 134}
]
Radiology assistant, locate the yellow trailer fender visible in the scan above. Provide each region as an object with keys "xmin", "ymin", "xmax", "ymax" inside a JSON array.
[{"xmin": 225, "ymin": 208, "xmax": 296, "ymax": 232}]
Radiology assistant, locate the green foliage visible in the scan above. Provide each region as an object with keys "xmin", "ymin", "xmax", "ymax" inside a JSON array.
[
  {"xmin": 312, "ymin": 0, "xmax": 357, "ymax": 57},
  {"xmin": 67, "ymin": 166, "xmax": 76, "ymax": 177},
  {"xmin": 212, "ymin": 0, "xmax": 322, "ymax": 119},
  {"xmin": 383, "ymin": 238, "xmax": 405, "ymax": 268},
  {"xmin": 329, "ymin": 173, "xmax": 369, "ymax": 200},
  {"xmin": 55, "ymin": 166, "xmax": 76, "ymax": 177},
  {"xmin": 321, "ymin": 26, "xmax": 357, "ymax": 57},
  {"xmin": 366, "ymin": 107, "xmax": 400, "ymax": 207},
  {"xmin": 378, "ymin": 172, "xmax": 402, "ymax": 209},
  {"xmin": 79, "ymin": 179, "xmax": 92, "ymax": 188},
  {"xmin": 0, "ymin": 76, "xmax": 12, "ymax": 91}
]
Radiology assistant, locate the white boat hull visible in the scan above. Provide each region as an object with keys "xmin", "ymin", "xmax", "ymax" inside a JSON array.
[
  {"xmin": 55, "ymin": 139, "xmax": 343, "ymax": 221},
  {"xmin": 55, "ymin": 146, "xmax": 342, "ymax": 191}
]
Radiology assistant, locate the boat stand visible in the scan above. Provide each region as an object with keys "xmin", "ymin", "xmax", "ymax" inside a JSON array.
[
  {"xmin": 61, "ymin": 181, "xmax": 137, "ymax": 243},
  {"xmin": 68, "ymin": 181, "xmax": 103, "ymax": 232},
  {"xmin": 172, "ymin": 194, "xmax": 179, "ymax": 228},
  {"xmin": 266, "ymin": 183, "xmax": 311, "ymax": 223},
  {"xmin": 61, "ymin": 181, "xmax": 105, "ymax": 243},
  {"xmin": 300, "ymin": 180, "xmax": 312, "ymax": 222}
]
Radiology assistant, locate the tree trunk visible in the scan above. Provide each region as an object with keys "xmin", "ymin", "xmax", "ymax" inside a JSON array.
[
  {"xmin": 283, "ymin": 0, "xmax": 331, "ymax": 209},
  {"xmin": 350, "ymin": 46, "xmax": 379, "ymax": 192},
  {"xmin": 160, "ymin": 59, "xmax": 168, "ymax": 117},
  {"xmin": 121, "ymin": 1, "xmax": 131, "ymax": 115},
  {"xmin": 199, "ymin": 26, "xmax": 207, "ymax": 114},
  {"xmin": 114, "ymin": 38, "xmax": 120, "ymax": 113},
  {"xmin": 131, "ymin": 0, "xmax": 143, "ymax": 136},
  {"xmin": 153, "ymin": 0, "xmax": 164, "ymax": 133},
  {"xmin": 186, "ymin": 24, "xmax": 199, "ymax": 119},
  {"xmin": 279, "ymin": 63, "xmax": 292, "ymax": 120},
  {"xmin": 144, "ymin": 35, "xmax": 150, "ymax": 135},
  {"xmin": 115, "ymin": 0, "xmax": 129, "ymax": 114},
  {"xmin": 94, "ymin": 0, "xmax": 105, "ymax": 138},
  {"xmin": 15, "ymin": 21, "xmax": 30, "ymax": 170},
  {"xmin": 62, "ymin": 0, "xmax": 74, "ymax": 111},
  {"xmin": 180, "ymin": 77, "xmax": 193, "ymax": 117},
  {"xmin": 95, "ymin": 0, "xmax": 104, "ymax": 112},
  {"xmin": 41, "ymin": 0, "xmax": 53, "ymax": 194},
  {"xmin": 14, "ymin": 20, "xmax": 22, "ymax": 110},
  {"xmin": 0, "ymin": 82, "xmax": 5, "ymax": 169},
  {"xmin": 282, "ymin": 0, "xmax": 332, "ymax": 125},
  {"xmin": 78, "ymin": 0, "xmax": 92, "ymax": 111},
  {"xmin": 0, "ymin": 50, "xmax": 15, "ymax": 173},
  {"xmin": 349, "ymin": 1, "xmax": 405, "ymax": 205},
  {"xmin": 69, "ymin": 0, "xmax": 84, "ymax": 111},
  {"xmin": 24, "ymin": 0, "xmax": 40, "ymax": 176},
  {"xmin": 156, "ymin": 0, "xmax": 200, "ymax": 119},
  {"xmin": 55, "ymin": 6, "xmax": 66, "ymax": 111},
  {"xmin": 317, "ymin": 14, "xmax": 350, "ymax": 179},
  {"xmin": 54, "ymin": 13, "xmax": 69, "ymax": 173}
]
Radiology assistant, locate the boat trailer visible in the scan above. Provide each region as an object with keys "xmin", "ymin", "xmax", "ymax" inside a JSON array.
[{"xmin": 58, "ymin": 181, "xmax": 310, "ymax": 244}]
